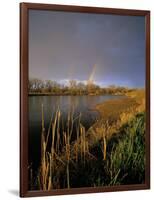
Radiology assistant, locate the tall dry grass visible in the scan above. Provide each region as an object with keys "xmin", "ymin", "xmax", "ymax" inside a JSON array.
[{"xmin": 35, "ymin": 103, "xmax": 90, "ymax": 190}]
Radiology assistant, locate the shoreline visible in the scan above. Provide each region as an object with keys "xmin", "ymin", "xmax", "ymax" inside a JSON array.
[
  {"xmin": 95, "ymin": 96, "xmax": 138, "ymax": 123},
  {"xmin": 94, "ymin": 89, "xmax": 145, "ymax": 122},
  {"xmin": 86, "ymin": 89, "xmax": 145, "ymax": 146}
]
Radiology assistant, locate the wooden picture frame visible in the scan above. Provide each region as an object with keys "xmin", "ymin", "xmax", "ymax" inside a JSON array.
[{"xmin": 20, "ymin": 2, "xmax": 150, "ymax": 197}]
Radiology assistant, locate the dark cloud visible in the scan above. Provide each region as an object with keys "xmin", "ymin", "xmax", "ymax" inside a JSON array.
[{"xmin": 29, "ymin": 10, "xmax": 145, "ymax": 87}]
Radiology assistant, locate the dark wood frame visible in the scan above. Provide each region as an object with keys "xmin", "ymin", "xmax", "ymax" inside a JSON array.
[{"xmin": 20, "ymin": 2, "xmax": 150, "ymax": 197}]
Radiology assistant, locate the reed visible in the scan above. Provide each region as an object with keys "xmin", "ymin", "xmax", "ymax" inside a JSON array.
[
  {"xmin": 64, "ymin": 131, "xmax": 70, "ymax": 188},
  {"xmin": 79, "ymin": 124, "xmax": 86, "ymax": 164},
  {"xmin": 39, "ymin": 104, "xmax": 51, "ymax": 190}
]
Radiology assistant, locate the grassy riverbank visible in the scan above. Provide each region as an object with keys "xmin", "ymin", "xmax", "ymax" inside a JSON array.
[
  {"xmin": 95, "ymin": 89, "xmax": 144, "ymax": 120},
  {"xmin": 29, "ymin": 89, "xmax": 145, "ymax": 190}
]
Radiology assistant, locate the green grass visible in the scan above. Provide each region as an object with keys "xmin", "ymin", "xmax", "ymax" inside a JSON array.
[
  {"xmin": 106, "ymin": 112, "xmax": 145, "ymax": 185},
  {"xmin": 67, "ymin": 112, "xmax": 145, "ymax": 187}
]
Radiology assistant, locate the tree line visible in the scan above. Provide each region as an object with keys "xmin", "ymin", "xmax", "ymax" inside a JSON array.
[{"xmin": 29, "ymin": 78, "xmax": 134, "ymax": 95}]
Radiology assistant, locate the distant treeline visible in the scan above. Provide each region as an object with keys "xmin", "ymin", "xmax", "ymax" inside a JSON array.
[{"xmin": 28, "ymin": 78, "xmax": 136, "ymax": 95}]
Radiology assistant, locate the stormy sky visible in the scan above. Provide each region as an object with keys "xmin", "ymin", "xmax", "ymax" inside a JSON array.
[{"xmin": 29, "ymin": 9, "xmax": 145, "ymax": 88}]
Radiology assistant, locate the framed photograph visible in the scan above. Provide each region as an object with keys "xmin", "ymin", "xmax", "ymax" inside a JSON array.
[{"xmin": 20, "ymin": 2, "xmax": 150, "ymax": 197}]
